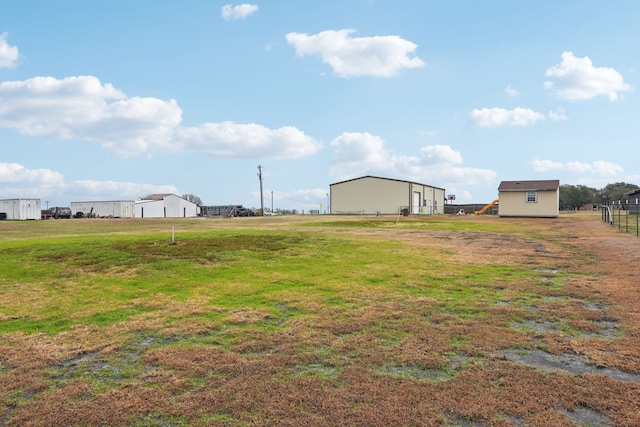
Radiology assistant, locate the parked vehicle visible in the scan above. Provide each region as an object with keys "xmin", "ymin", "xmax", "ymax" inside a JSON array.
[
  {"xmin": 41, "ymin": 209, "xmax": 53, "ymax": 220},
  {"xmin": 235, "ymin": 207, "xmax": 255, "ymax": 217},
  {"xmin": 50, "ymin": 206, "xmax": 72, "ymax": 219}
]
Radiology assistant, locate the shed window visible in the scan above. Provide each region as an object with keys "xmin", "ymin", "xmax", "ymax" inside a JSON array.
[{"xmin": 526, "ymin": 191, "xmax": 537, "ymax": 203}]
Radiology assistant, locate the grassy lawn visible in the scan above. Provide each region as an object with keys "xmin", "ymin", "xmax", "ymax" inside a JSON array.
[{"xmin": 1, "ymin": 214, "xmax": 638, "ymax": 426}]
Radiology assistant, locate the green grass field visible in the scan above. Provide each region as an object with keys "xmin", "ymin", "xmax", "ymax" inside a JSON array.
[{"xmin": 1, "ymin": 214, "xmax": 638, "ymax": 426}]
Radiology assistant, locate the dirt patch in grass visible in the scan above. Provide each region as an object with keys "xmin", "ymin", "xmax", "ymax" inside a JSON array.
[{"xmin": 500, "ymin": 349, "xmax": 640, "ymax": 383}]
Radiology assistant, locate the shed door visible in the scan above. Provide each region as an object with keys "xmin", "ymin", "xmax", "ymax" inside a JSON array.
[{"xmin": 413, "ymin": 192, "xmax": 421, "ymax": 214}]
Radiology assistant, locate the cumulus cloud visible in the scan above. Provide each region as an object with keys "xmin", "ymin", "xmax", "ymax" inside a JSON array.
[
  {"xmin": 0, "ymin": 75, "xmax": 319, "ymax": 160},
  {"xmin": 469, "ymin": 107, "xmax": 545, "ymax": 129},
  {"xmin": 0, "ymin": 162, "xmax": 64, "ymax": 198},
  {"xmin": 174, "ymin": 121, "xmax": 322, "ymax": 160},
  {"xmin": 329, "ymin": 132, "xmax": 496, "ymax": 191},
  {"xmin": 221, "ymin": 4, "xmax": 258, "ymax": 20},
  {"xmin": 0, "ymin": 76, "xmax": 182, "ymax": 157},
  {"xmin": 330, "ymin": 132, "xmax": 391, "ymax": 168},
  {"xmin": 544, "ymin": 51, "xmax": 632, "ymax": 101},
  {"xmin": 68, "ymin": 180, "xmax": 177, "ymax": 200},
  {"xmin": 285, "ymin": 29, "xmax": 425, "ymax": 78},
  {"xmin": 0, "ymin": 33, "xmax": 19, "ymax": 68},
  {"xmin": 0, "ymin": 162, "xmax": 177, "ymax": 201},
  {"xmin": 530, "ymin": 159, "xmax": 623, "ymax": 177}
]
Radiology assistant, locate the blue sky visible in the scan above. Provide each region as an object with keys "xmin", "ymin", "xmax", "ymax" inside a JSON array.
[{"xmin": 1, "ymin": 1, "xmax": 638, "ymax": 211}]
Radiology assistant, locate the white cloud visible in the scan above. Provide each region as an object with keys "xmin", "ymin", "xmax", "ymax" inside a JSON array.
[
  {"xmin": 420, "ymin": 145, "xmax": 463, "ymax": 165},
  {"xmin": 0, "ymin": 33, "xmax": 19, "ymax": 69},
  {"xmin": 330, "ymin": 132, "xmax": 391, "ymax": 168},
  {"xmin": 221, "ymin": 4, "xmax": 258, "ymax": 20},
  {"xmin": 285, "ymin": 29, "xmax": 425, "ymax": 78},
  {"xmin": 0, "ymin": 162, "xmax": 64, "ymax": 198},
  {"xmin": 544, "ymin": 51, "xmax": 632, "ymax": 101},
  {"xmin": 627, "ymin": 174, "xmax": 640, "ymax": 183},
  {"xmin": 530, "ymin": 159, "xmax": 623, "ymax": 177},
  {"xmin": 254, "ymin": 188, "xmax": 329, "ymax": 212},
  {"xmin": 0, "ymin": 162, "xmax": 177, "ymax": 202},
  {"xmin": 0, "ymin": 76, "xmax": 182, "ymax": 157},
  {"xmin": 329, "ymin": 132, "xmax": 496, "ymax": 192},
  {"xmin": 68, "ymin": 180, "xmax": 177, "ymax": 200},
  {"xmin": 548, "ymin": 107, "xmax": 568, "ymax": 121},
  {"xmin": 0, "ymin": 75, "xmax": 320, "ymax": 160},
  {"xmin": 506, "ymin": 84, "xmax": 519, "ymax": 96},
  {"xmin": 174, "ymin": 121, "xmax": 322, "ymax": 160},
  {"xmin": 469, "ymin": 107, "xmax": 545, "ymax": 129}
]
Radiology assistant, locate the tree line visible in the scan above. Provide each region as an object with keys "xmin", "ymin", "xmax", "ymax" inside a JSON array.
[{"xmin": 560, "ymin": 182, "xmax": 640, "ymax": 210}]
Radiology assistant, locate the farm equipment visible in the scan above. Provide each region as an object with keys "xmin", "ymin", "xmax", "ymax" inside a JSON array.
[{"xmin": 74, "ymin": 207, "xmax": 96, "ymax": 218}]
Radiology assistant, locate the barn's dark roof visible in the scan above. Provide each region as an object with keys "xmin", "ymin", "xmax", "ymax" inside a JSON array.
[{"xmin": 498, "ymin": 180, "xmax": 560, "ymax": 192}]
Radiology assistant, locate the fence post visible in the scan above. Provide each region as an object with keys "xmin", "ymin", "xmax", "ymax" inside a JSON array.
[
  {"xmin": 618, "ymin": 201, "xmax": 622, "ymax": 230},
  {"xmin": 626, "ymin": 206, "xmax": 629, "ymax": 233}
]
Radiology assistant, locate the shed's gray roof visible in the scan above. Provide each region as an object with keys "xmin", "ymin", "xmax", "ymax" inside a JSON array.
[{"xmin": 498, "ymin": 180, "xmax": 560, "ymax": 192}]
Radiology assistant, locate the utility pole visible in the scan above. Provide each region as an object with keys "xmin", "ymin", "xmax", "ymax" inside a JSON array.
[{"xmin": 257, "ymin": 165, "xmax": 264, "ymax": 216}]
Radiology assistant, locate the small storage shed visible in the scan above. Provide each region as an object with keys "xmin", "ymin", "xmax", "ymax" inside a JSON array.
[
  {"xmin": 135, "ymin": 194, "xmax": 198, "ymax": 218},
  {"xmin": 0, "ymin": 198, "xmax": 41, "ymax": 220},
  {"xmin": 330, "ymin": 176, "xmax": 445, "ymax": 215},
  {"xmin": 498, "ymin": 180, "xmax": 560, "ymax": 218},
  {"xmin": 70, "ymin": 200, "xmax": 135, "ymax": 218}
]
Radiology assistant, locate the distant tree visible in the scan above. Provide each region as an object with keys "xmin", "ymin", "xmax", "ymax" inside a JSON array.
[
  {"xmin": 182, "ymin": 194, "xmax": 203, "ymax": 206},
  {"xmin": 599, "ymin": 182, "xmax": 640, "ymax": 203},
  {"xmin": 559, "ymin": 184, "xmax": 599, "ymax": 210}
]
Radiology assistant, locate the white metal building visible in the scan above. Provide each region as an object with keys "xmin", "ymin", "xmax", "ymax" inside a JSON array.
[
  {"xmin": 0, "ymin": 198, "xmax": 41, "ymax": 220},
  {"xmin": 330, "ymin": 176, "xmax": 446, "ymax": 215},
  {"xmin": 498, "ymin": 180, "xmax": 560, "ymax": 218},
  {"xmin": 135, "ymin": 194, "xmax": 198, "ymax": 218},
  {"xmin": 70, "ymin": 201, "xmax": 135, "ymax": 218}
]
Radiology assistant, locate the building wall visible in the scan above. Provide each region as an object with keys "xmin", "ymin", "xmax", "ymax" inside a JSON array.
[
  {"xmin": 330, "ymin": 176, "xmax": 445, "ymax": 215},
  {"xmin": 135, "ymin": 200, "xmax": 164, "ymax": 218},
  {"xmin": 70, "ymin": 201, "xmax": 135, "ymax": 218},
  {"xmin": 498, "ymin": 190, "xmax": 559, "ymax": 217},
  {"xmin": 411, "ymin": 183, "xmax": 446, "ymax": 214},
  {"xmin": 0, "ymin": 199, "xmax": 41, "ymax": 220},
  {"xmin": 164, "ymin": 194, "xmax": 197, "ymax": 217},
  {"xmin": 135, "ymin": 195, "xmax": 197, "ymax": 218}
]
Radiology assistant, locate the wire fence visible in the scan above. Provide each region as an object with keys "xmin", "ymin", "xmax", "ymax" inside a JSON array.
[{"xmin": 602, "ymin": 201, "xmax": 640, "ymax": 236}]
